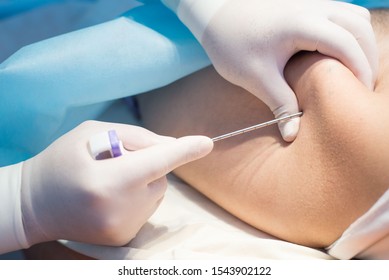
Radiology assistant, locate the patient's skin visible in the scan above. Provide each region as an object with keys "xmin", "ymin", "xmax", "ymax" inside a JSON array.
[{"xmin": 138, "ymin": 10, "xmax": 389, "ymax": 248}]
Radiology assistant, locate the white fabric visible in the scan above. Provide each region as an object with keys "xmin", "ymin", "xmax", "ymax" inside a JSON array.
[
  {"xmin": 327, "ymin": 188, "xmax": 389, "ymax": 260},
  {"xmin": 0, "ymin": 163, "xmax": 29, "ymax": 254},
  {"xmin": 62, "ymin": 175, "xmax": 332, "ymax": 260}
]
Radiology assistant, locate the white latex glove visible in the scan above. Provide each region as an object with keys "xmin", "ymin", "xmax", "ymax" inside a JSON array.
[
  {"xmin": 0, "ymin": 163, "xmax": 29, "ymax": 254},
  {"xmin": 162, "ymin": 0, "xmax": 378, "ymax": 141},
  {"xmin": 20, "ymin": 121, "xmax": 213, "ymax": 247}
]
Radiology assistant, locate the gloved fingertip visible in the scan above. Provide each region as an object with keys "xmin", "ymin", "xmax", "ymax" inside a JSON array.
[
  {"xmin": 186, "ymin": 135, "xmax": 214, "ymax": 155},
  {"xmin": 198, "ymin": 136, "xmax": 214, "ymax": 154},
  {"xmin": 279, "ymin": 118, "xmax": 300, "ymax": 142}
]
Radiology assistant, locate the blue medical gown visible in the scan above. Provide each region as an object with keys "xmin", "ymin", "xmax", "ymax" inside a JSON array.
[
  {"xmin": 0, "ymin": 0, "xmax": 62, "ymax": 18},
  {"xmin": 0, "ymin": 0, "xmax": 388, "ymax": 166},
  {"xmin": 0, "ymin": 1, "xmax": 210, "ymax": 166}
]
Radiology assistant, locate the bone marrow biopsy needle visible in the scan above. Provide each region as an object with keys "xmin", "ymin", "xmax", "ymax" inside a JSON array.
[{"xmin": 211, "ymin": 112, "xmax": 303, "ymax": 142}]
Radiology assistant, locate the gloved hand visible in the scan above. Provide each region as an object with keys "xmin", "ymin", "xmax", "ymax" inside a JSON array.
[
  {"xmin": 21, "ymin": 121, "xmax": 213, "ymax": 247},
  {"xmin": 162, "ymin": 0, "xmax": 378, "ymax": 141}
]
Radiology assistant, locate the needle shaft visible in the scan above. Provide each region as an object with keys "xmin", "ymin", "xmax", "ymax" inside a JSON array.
[{"xmin": 211, "ymin": 112, "xmax": 303, "ymax": 142}]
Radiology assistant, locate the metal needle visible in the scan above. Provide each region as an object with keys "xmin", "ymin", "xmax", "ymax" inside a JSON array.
[{"xmin": 211, "ymin": 112, "xmax": 303, "ymax": 142}]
